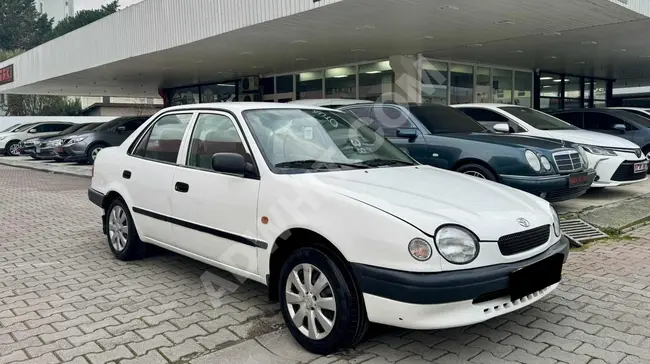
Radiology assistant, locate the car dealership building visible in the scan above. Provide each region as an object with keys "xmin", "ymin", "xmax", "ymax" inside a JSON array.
[{"xmin": 1, "ymin": 0, "xmax": 650, "ymax": 111}]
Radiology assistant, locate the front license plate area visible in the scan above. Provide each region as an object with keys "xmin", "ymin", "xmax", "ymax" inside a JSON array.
[
  {"xmin": 568, "ymin": 172, "xmax": 589, "ymax": 187},
  {"xmin": 509, "ymin": 254, "xmax": 563, "ymax": 302},
  {"xmin": 634, "ymin": 162, "xmax": 648, "ymax": 174}
]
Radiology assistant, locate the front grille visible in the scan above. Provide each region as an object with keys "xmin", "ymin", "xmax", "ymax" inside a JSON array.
[
  {"xmin": 553, "ymin": 151, "xmax": 583, "ymax": 173},
  {"xmin": 498, "ymin": 225, "xmax": 550, "ymax": 256},
  {"xmin": 611, "ymin": 162, "xmax": 647, "ymax": 182},
  {"xmin": 545, "ymin": 185, "xmax": 591, "ymax": 203}
]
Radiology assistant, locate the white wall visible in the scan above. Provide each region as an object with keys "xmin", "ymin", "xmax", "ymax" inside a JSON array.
[{"xmin": 0, "ymin": 116, "xmax": 116, "ymax": 131}]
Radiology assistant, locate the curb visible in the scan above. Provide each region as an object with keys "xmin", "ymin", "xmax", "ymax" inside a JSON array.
[{"xmin": 0, "ymin": 160, "xmax": 91, "ymax": 179}]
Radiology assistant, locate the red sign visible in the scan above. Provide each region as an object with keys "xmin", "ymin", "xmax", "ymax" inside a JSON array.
[{"xmin": 0, "ymin": 65, "xmax": 14, "ymax": 86}]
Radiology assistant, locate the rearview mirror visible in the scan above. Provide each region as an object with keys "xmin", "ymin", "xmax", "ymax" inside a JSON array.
[
  {"xmin": 212, "ymin": 153, "xmax": 255, "ymax": 176},
  {"xmin": 116, "ymin": 126, "xmax": 127, "ymax": 133},
  {"xmin": 28, "ymin": 128, "xmax": 37, "ymax": 134},
  {"xmin": 396, "ymin": 128, "xmax": 418, "ymax": 139},
  {"xmin": 613, "ymin": 124, "xmax": 626, "ymax": 133},
  {"xmin": 493, "ymin": 123, "xmax": 510, "ymax": 133}
]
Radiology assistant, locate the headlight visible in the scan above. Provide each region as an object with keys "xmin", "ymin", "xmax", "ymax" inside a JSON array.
[
  {"xmin": 580, "ymin": 145, "xmax": 617, "ymax": 156},
  {"xmin": 525, "ymin": 150, "xmax": 542, "ymax": 172},
  {"xmin": 540, "ymin": 156, "xmax": 552, "ymax": 171},
  {"xmin": 53, "ymin": 140, "xmax": 63, "ymax": 146},
  {"xmin": 434, "ymin": 226, "xmax": 479, "ymax": 264},
  {"xmin": 576, "ymin": 147, "xmax": 590, "ymax": 168},
  {"xmin": 69, "ymin": 136, "xmax": 86, "ymax": 144},
  {"xmin": 551, "ymin": 206, "xmax": 561, "ymax": 237},
  {"xmin": 408, "ymin": 238, "xmax": 432, "ymax": 261}
]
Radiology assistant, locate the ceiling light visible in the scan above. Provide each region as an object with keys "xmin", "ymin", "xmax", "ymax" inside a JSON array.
[
  {"xmin": 552, "ymin": 78, "xmax": 570, "ymax": 82},
  {"xmin": 553, "ymin": 79, "xmax": 562, "ymax": 82},
  {"xmin": 495, "ymin": 20, "xmax": 515, "ymax": 25},
  {"xmin": 356, "ymin": 25, "xmax": 375, "ymax": 30},
  {"xmin": 546, "ymin": 56, "xmax": 557, "ymax": 59},
  {"xmin": 466, "ymin": 43, "xmax": 483, "ymax": 47},
  {"xmin": 240, "ymin": 51, "xmax": 253, "ymax": 55},
  {"xmin": 581, "ymin": 41, "xmax": 597, "ymax": 45},
  {"xmin": 639, "ymin": 55, "xmax": 650, "ymax": 58},
  {"xmin": 295, "ymin": 58, "xmax": 308, "ymax": 61},
  {"xmin": 350, "ymin": 48, "xmax": 366, "ymax": 52},
  {"xmin": 195, "ymin": 60, "xmax": 203, "ymax": 64},
  {"xmin": 543, "ymin": 85, "xmax": 552, "ymax": 88},
  {"xmin": 252, "ymin": 65, "xmax": 263, "ymax": 69},
  {"xmin": 366, "ymin": 70, "xmax": 382, "ymax": 74},
  {"xmin": 575, "ymin": 61, "xmax": 586, "ymax": 64},
  {"xmin": 440, "ymin": 5, "xmax": 459, "ymax": 10},
  {"xmin": 510, "ymin": 50, "xmax": 524, "ymax": 53},
  {"xmin": 333, "ymin": 75, "xmax": 348, "ymax": 78},
  {"xmin": 540, "ymin": 77, "xmax": 553, "ymax": 80},
  {"xmin": 291, "ymin": 40, "xmax": 308, "ymax": 44},
  {"xmin": 544, "ymin": 32, "xmax": 561, "ymax": 36},
  {"xmin": 418, "ymin": 35, "xmax": 434, "ymax": 40},
  {"xmin": 612, "ymin": 48, "xmax": 627, "ymax": 52}
]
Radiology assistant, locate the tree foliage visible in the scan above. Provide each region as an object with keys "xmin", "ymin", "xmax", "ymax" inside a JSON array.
[
  {"xmin": 4, "ymin": 95, "xmax": 82, "ymax": 116},
  {"xmin": 0, "ymin": 0, "xmax": 53, "ymax": 50},
  {"xmin": 50, "ymin": 1, "xmax": 119, "ymax": 40}
]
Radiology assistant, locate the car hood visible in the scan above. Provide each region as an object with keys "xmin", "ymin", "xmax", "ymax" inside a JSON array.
[
  {"xmin": 293, "ymin": 166, "xmax": 552, "ymax": 241},
  {"xmin": 536, "ymin": 129, "xmax": 639, "ymax": 149},
  {"xmin": 443, "ymin": 133, "xmax": 566, "ymax": 150}
]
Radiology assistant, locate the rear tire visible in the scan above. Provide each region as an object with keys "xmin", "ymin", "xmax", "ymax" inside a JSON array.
[
  {"xmin": 456, "ymin": 163, "xmax": 497, "ymax": 181},
  {"xmin": 279, "ymin": 247, "xmax": 368, "ymax": 355},
  {"xmin": 105, "ymin": 199, "xmax": 147, "ymax": 261}
]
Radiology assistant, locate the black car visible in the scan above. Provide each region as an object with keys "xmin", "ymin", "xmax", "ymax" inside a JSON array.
[
  {"xmin": 34, "ymin": 122, "xmax": 106, "ymax": 160},
  {"xmin": 57, "ymin": 116, "xmax": 149, "ymax": 163},
  {"xmin": 21, "ymin": 123, "xmax": 97, "ymax": 159},
  {"xmin": 338, "ymin": 103, "xmax": 596, "ymax": 202}
]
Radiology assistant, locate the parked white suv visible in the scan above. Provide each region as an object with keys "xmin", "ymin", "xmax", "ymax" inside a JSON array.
[
  {"xmin": 0, "ymin": 121, "xmax": 73, "ymax": 156},
  {"xmin": 89, "ymin": 103, "xmax": 569, "ymax": 353},
  {"xmin": 453, "ymin": 104, "xmax": 648, "ymax": 188}
]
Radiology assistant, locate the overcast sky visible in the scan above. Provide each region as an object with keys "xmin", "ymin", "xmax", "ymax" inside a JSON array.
[{"xmin": 75, "ymin": 0, "xmax": 144, "ymax": 11}]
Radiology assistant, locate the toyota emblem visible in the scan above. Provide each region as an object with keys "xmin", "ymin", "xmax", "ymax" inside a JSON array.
[{"xmin": 517, "ymin": 218, "xmax": 530, "ymax": 227}]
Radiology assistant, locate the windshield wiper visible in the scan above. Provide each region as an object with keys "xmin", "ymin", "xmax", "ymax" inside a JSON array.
[
  {"xmin": 275, "ymin": 160, "xmax": 368, "ymax": 170},
  {"xmin": 358, "ymin": 159, "xmax": 415, "ymax": 167}
]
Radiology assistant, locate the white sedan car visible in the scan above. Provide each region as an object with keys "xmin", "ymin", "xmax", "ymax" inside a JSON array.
[
  {"xmin": 89, "ymin": 102, "xmax": 569, "ymax": 353},
  {"xmin": 453, "ymin": 104, "xmax": 648, "ymax": 188}
]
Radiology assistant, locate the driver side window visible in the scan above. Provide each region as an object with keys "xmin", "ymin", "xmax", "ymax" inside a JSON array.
[
  {"xmin": 187, "ymin": 113, "xmax": 247, "ymax": 170},
  {"xmin": 370, "ymin": 106, "xmax": 415, "ymax": 137}
]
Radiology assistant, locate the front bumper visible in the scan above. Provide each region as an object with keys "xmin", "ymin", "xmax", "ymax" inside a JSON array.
[
  {"xmin": 352, "ymin": 236, "xmax": 569, "ymax": 330},
  {"xmin": 587, "ymin": 153, "xmax": 648, "ymax": 187},
  {"xmin": 500, "ymin": 170, "xmax": 597, "ymax": 202},
  {"xmin": 59, "ymin": 143, "xmax": 88, "ymax": 162},
  {"xmin": 35, "ymin": 146, "xmax": 58, "ymax": 159},
  {"xmin": 20, "ymin": 146, "xmax": 37, "ymax": 156}
]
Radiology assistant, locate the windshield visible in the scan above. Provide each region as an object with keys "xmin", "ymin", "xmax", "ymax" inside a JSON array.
[
  {"xmin": 15, "ymin": 123, "xmax": 37, "ymax": 132},
  {"xmin": 77, "ymin": 122, "xmax": 105, "ymax": 133},
  {"xmin": 408, "ymin": 104, "xmax": 487, "ymax": 134},
  {"xmin": 58, "ymin": 123, "xmax": 90, "ymax": 135},
  {"xmin": 499, "ymin": 106, "xmax": 578, "ymax": 130},
  {"xmin": 1, "ymin": 124, "xmax": 20, "ymax": 133},
  {"xmin": 242, "ymin": 108, "xmax": 415, "ymax": 173},
  {"xmin": 615, "ymin": 110, "xmax": 650, "ymax": 128}
]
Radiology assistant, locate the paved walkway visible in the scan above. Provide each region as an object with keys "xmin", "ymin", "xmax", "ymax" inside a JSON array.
[{"xmin": 0, "ymin": 166, "xmax": 649, "ymax": 364}]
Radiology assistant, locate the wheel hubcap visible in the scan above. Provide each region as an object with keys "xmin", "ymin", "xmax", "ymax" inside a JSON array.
[
  {"xmin": 285, "ymin": 263, "xmax": 336, "ymax": 340},
  {"xmin": 9, "ymin": 144, "xmax": 19, "ymax": 155},
  {"xmin": 464, "ymin": 171, "xmax": 486, "ymax": 179},
  {"xmin": 91, "ymin": 148, "xmax": 103, "ymax": 160},
  {"xmin": 108, "ymin": 206, "xmax": 128, "ymax": 252}
]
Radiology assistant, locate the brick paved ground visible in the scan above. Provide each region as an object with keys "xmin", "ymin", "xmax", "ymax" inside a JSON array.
[{"xmin": 1, "ymin": 166, "xmax": 649, "ymax": 364}]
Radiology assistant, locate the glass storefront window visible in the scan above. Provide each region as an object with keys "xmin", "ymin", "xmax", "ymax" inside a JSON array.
[
  {"xmin": 200, "ymin": 83, "xmax": 237, "ymax": 102},
  {"xmin": 514, "ymin": 71, "xmax": 532, "ymax": 107},
  {"xmin": 492, "ymin": 69, "xmax": 513, "ymax": 104},
  {"xmin": 540, "ymin": 73, "xmax": 560, "ymax": 97},
  {"xmin": 276, "ymin": 75, "xmax": 293, "ymax": 94},
  {"xmin": 564, "ymin": 77, "xmax": 580, "ymax": 100},
  {"xmin": 325, "ymin": 66, "xmax": 356, "ymax": 99},
  {"xmin": 475, "ymin": 67, "xmax": 490, "ymax": 103},
  {"xmin": 422, "ymin": 60, "xmax": 448, "ymax": 105},
  {"xmin": 359, "ymin": 61, "xmax": 393, "ymax": 101},
  {"xmin": 540, "ymin": 97, "xmax": 562, "ymax": 111},
  {"xmin": 260, "ymin": 77, "xmax": 274, "ymax": 96},
  {"xmin": 594, "ymin": 79, "xmax": 607, "ymax": 101},
  {"xmin": 297, "ymin": 71, "xmax": 323, "ymax": 99},
  {"xmin": 584, "ymin": 78, "xmax": 593, "ymax": 100},
  {"xmin": 450, "ymin": 64, "xmax": 473, "ymax": 105},
  {"xmin": 169, "ymin": 87, "xmax": 199, "ymax": 106}
]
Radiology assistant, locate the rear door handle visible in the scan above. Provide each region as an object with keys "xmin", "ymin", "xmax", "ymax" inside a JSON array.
[
  {"xmin": 174, "ymin": 182, "xmax": 189, "ymax": 193},
  {"xmin": 122, "ymin": 170, "xmax": 131, "ymax": 179}
]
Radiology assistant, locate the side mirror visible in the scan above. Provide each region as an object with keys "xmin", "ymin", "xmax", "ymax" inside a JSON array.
[
  {"xmin": 613, "ymin": 124, "xmax": 626, "ymax": 133},
  {"xmin": 211, "ymin": 153, "xmax": 255, "ymax": 176},
  {"xmin": 493, "ymin": 123, "xmax": 510, "ymax": 133},
  {"xmin": 396, "ymin": 128, "xmax": 418, "ymax": 139},
  {"xmin": 28, "ymin": 128, "xmax": 37, "ymax": 134}
]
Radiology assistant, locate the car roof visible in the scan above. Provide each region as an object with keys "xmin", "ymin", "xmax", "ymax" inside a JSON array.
[
  {"xmin": 162, "ymin": 102, "xmax": 345, "ymax": 113},
  {"xmin": 609, "ymin": 107, "xmax": 650, "ymax": 111},
  {"xmin": 450, "ymin": 103, "xmax": 517, "ymax": 108},
  {"xmin": 288, "ymin": 99, "xmax": 374, "ymax": 107}
]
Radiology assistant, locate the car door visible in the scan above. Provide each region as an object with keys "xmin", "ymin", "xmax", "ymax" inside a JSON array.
[
  {"xmin": 170, "ymin": 112, "xmax": 261, "ymax": 275},
  {"xmin": 126, "ymin": 112, "xmax": 194, "ymax": 244}
]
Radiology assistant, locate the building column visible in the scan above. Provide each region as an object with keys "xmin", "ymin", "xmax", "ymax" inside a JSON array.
[{"xmin": 389, "ymin": 55, "xmax": 420, "ymax": 103}]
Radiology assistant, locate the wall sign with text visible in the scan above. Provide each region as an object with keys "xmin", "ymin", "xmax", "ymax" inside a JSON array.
[{"xmin": 0, "ymin": 65, "xmax": 14, "ymax": 86}]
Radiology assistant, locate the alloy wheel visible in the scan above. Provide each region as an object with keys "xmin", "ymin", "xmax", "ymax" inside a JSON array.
[
  {"xmin": 108, "ymin": 205, "xmax": 128, "ymax": 252},
  {"xmin": 9, "ymin": 144, "xmax": 20, "ymax": 156},
  {"xmin": 285, "ymin": 263, "xmax": 337, "ymax": 340},
  {"xmin": 91, "ymin": 147, "xmax": 103, "ymax": 160},
  {"xmin": 464, "ymin": 171, "xmax": 486, "ymax": 179}
]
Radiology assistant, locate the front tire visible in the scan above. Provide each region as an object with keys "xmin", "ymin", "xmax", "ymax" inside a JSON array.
[
  {"xmin": 5, "ymin": 141, "xmax": 20, "ymax": 156},
  {"xmin": 279, "ymin": 247, "xmax": 368, "ymax": 355},
  {"xmin": 456, "ymin": 163, "xmax": 497, "ymax": 181},
  {"xmin": 106, "ymin": 199, "xmax": 146, "ymax": 261},
  {"xmin": 87, "ymin": 143, "xmax": 107, "ymax": 164}
]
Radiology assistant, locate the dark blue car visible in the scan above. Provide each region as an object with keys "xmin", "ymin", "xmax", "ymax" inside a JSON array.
[{"xmin": 338, "ymin": 103, "xmax": 596, "ymax": 202}]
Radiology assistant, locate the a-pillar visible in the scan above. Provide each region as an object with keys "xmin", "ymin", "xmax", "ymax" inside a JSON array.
[{"xmin": 389, "ymin": 55, "xmax": 421, "ymax": 103}]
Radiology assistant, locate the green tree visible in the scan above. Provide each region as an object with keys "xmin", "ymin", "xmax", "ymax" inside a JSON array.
[
  {"xmin": 0, "ymin": 0, "xmax": 53, "ymax": 50},
  {"xmin": 50, "ymin": 1, "xmax": 119, "ymax": 39}
]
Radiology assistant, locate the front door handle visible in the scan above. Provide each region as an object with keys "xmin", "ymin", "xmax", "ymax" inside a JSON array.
[
  {"xmin": 174, "ymin": 182, "xmax": 189, "ymax": 193},
  {"xmin": 122, "ymin": 170, "xmax": 131, "ymax": 179}
]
